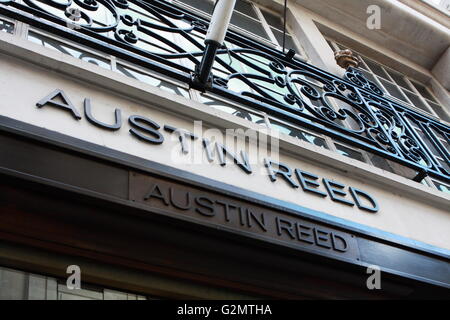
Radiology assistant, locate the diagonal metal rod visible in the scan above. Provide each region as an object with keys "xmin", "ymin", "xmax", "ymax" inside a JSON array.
[{"xmin": 282, "ymin": 0, "xmax": 288, "ymax": 52}]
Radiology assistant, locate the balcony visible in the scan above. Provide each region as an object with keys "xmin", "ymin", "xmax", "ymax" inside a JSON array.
[{"xmin": 0, "ymin": 0, "xmax": 449, "ymax": 185}]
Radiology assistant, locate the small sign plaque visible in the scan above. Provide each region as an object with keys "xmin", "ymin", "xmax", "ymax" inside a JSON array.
[{"xmin": 129, "ymin": 171, "xmax": 360, "ymax": 261}]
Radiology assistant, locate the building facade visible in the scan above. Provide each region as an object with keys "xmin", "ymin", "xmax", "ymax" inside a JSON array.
[{"xmin": 0, "ymin": 0, "xmax": 449, "ymax": 299}]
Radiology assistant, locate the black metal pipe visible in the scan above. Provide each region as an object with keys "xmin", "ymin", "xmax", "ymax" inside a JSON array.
[
  {"xmin": 195, "ymin": 40, "xmax": 221, "ymax": 88},
  {"xmin": 282, "ymin": 0, "xmax": 288, "ymax": 52}
]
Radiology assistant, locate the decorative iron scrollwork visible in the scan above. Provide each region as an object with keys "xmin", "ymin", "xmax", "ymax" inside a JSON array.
[
  {"xmin": 0, "ymin": 0, "xmax": 448, "ymax": 183},
  {"xmin": 345, "ymin": 67, "xmax": 384, "ymax": 96}
]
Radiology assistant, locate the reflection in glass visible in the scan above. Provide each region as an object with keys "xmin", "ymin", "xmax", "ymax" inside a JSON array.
[
  {"xmin": 335, "ymin": 144, "xmax": 365, "ymax": 162},
  {"xmin": 368, "ymin": 153, "xmax": 395, "ymax": 173},
  {"xmin": 0, "ymin": 19, "xmax": 14, "ymax": 34},
  {"xmin": 200, "ymin": 96, "xmax": 266, "ymax": 125},
  {"xmin": 235, "ymin": 0, "xmax": 259, "ymax": 19},
  {"xmin": 433, "ymin": 180, "xmax": 450, "ymax": 194},
  {"xmin": 116, "ymin": 64, "xmax": 190, "ymax": 98},
  {"xmin": 386, "ymin": 70, "xmax": 411, "ymax": 90},
  {"xmin": 27, "ymin": 31, "xmax": 111, "ymax": 69},
  {"xmin": 270, "ymin": 121, "xmax": 328, "ymax": 149},
  {"xmin": 410, "ymin": 81, "xmax": 436, "ymax": 102},
  {"xmin": 403, "ymin": 91, "xmax": 429, "ymax": 112},
  {"xmin": 231, "ymin": 12, "xmax": 269, "ymax": 39},
  {"xmin": 379, "ymin": 78, "xmax": 407, "ymax": 102},
  {"xmin": 427, "ymin": 102, "xmax": 450, "ymax": 123},
  {"xmin": 261, "ymin": 9, "xmax": 284, "ymax": 30}
]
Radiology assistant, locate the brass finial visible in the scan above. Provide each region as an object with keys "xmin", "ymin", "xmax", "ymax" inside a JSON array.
[{"xmin": 334, "ymin": 49, "xmax": 360, "ymax": 69}]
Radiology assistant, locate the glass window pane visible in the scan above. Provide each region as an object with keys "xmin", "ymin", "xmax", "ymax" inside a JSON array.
[
  {"xmin": 433, "ymin": 180, "xmax": 450, "ymax": 194},
  {"xmin": 379, "ymin": 78, "xmax": 408, "ymax": 102},
  {"xmin": 261, "ymin": 9, "xmax": 284, "ymax": 30},
  {"xmin": 385, "ymin": 70, "xmax": 411, "ymax": 90},
  {"xmin": 175, "ymin": 0, "xmax": 214, "ymax": 13},
  {"xmin": 271, "ymin": 29, "xmax": 296, "ymax": 51},
  {"xmin": 0, "ymin": 19, "xmax": 14, "ymax": 34},
  {"xmin": 410, "ymin": 81, "xmax": 437, "ymax": 102},
  {"xmin": 0, "ymin": 267, "xmax": 28, "ymax": 299},
  {"xmin": 402, "ymin": 91, "xmax": 430, "ymax": 112},
  {"xmin": 335, "ymin": 144, "xmax": 366, "ymax": 162},
  {"xmin": 117, "ymin": 64, "xmax": 190, "ymax": 98},
  {"xmin": 364, "ymin": 59, "xmax": 389, "ymax": 79},
  {"xmin": 427, "ymin": 101, "xmax": 450, "ymax": 123},
  {"xmin": 430, "ymin": 127, "xmax": 450, "ymax": 153},
  {"xmin": 360, "ymin": 69, "xmax": 378, "ymax": 84},
  {"xmin": 271, "ymin": 121, "xmax": 328, "ymax": 149},
  {"xmin": 200, "ymin": 95, "xmax": 266, "ymax": 125},
  {"xmin": 415, "ymin": 128, "xmax": 442, "ymax": 158},
  {"xmin": 334, "ymin": 42, "xmax": 347, "ymax": 50},
  {"xmin": 356, "ymin": 59, "xmax": 370, "ymax": 72},
  {"xmin": 438, "ymin": 158, "xmax": 450, "ymax": 173},
  {"xmin": 231, "ymin": 12, "xmax": 269, "ymax": 39},
  {"xmin": 28, "ymin": 31, "xmax": 110, "ymax": 69},
  {"xmin": 235, "ymin": 0, "xmax": 259, "ymax": 19},
  {"xmin": 326, "ymin": 39, "xmax": 335, "ymax": 50},
  {"xmin": 368, "ymin": 153, "xmax": 395, "ymax": 173}
]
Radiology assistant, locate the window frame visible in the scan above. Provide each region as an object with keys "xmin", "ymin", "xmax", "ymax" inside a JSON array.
[
  {"xmin": 115, "ymin": 59, "xmax": 192, "ymax": 98},
  {"xmin": 266, "ymin": 116, "xmax": 330, "ymax": 150},
  {"xmin": 171, "ymin": 0, "xmax": 309, "ymax": 61},
  {"xmin": 26, "ymin": 27, "xmax": 114, "ymax": 69},
  {"xmin": 430, "ymin": 178, "xmax": 450, "ymax": 194},
  {"xmin": 327, "ymin": 39, "xmax": 450, "ymax": 124},
  {"xmin": 193, "ymin": 90, "xmax": 271, "ymax": 127},
  {"xmin": 0, "ymin": 14, "xmax": 16, "ymax": 35}
]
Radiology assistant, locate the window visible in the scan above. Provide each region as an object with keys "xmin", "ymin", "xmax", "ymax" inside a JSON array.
[
  {"xmin": 327, "ymin": 39, "xmax": 450, "ymax": 123},
  {"xmin": 56, "ymin": 283, "xmax": 148, "ymax": 300},
  {"xmin": 334, "ymin": 143, "xmax": 366, "ymax": 162},
  {"xmin": 199, "ymin": 94, "xmax": 268, "ymax": 126},
  {"xmin": 267, "ymin": 115, "xmax": 440, "ymax": 187},
  {"xmin": 116, "ymin": 63, "xmax": 190, "ymax": 98},
  {"xmin": 173, "ymin": 0, "xmax": 307, "ymax": 58},
  {"xmin": 432, "ymin": 180, "xmax": 450, "ymax": 194},
  {"xmin": 28, "ymin": 30, "xmax": 111, "ymax": 70},
  {"xmin": 259, "ymin": 8, "xmax": 297, "ymax": 53},
  {"xmin": 366, "ymin": 152, "xmax": 395, "ymax": 173},
  {"xmin": 175, "ymin": 0, "xmax": 270, "ymax": 40},
  {"xmin": 269, "ymin": 120, "xmax": 329, "ymax": 149},
  {"xmin": 27, "ymin": 28, "xmax": 191, "ymax": 99},
  {"xmin": 0, "ymin": 17, "xmax": 14, "ymax": 34}
]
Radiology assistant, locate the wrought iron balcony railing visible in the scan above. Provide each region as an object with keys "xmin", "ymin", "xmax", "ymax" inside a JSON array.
[{"xmin": 0, "ymin": 0, "xmax": 449, "ymax": 184}]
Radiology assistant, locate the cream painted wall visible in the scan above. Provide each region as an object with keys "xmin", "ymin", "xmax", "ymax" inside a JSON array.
[{"xmin": 0, "ymin": 54, "xmax": 449, "ymax": 251}]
